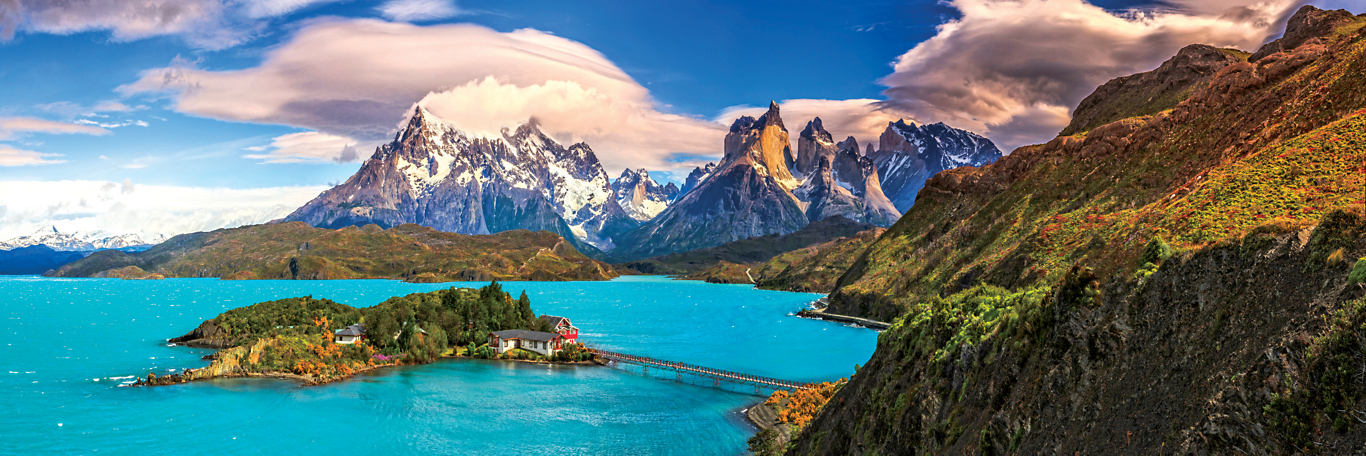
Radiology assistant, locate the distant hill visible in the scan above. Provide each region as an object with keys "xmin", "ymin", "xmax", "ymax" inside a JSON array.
[
  {"xmin": 0, "ymin": 245, "xmax": 85, "ymax": 275},
  {"xmin": 619, "ymin": 215, "xmax": 873, "ymax": 276},
  {"xmin": 49, "ymin": 222, "xmax": 617, "ymax": 282}
]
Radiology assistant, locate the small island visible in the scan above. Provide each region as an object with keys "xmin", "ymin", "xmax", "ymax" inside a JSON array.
[{"xmin": 136, "ymin": 282, "xmax": 593, "ymax": 387}]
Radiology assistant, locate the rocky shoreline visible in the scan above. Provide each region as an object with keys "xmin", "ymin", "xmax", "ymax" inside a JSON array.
[{"xmin": 132, "ymin": 350, "xmax": 600, "ymax": 388}]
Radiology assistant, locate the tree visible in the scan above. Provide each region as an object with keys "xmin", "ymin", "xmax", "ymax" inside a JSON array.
[{"xmin": 517, "ymin": 291, "xmax": 534, "ymax": 324}]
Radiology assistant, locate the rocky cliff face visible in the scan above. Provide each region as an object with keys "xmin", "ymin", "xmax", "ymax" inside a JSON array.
[
  {"xmin": 284, "ymin": 108, "xmax": 637, "ymax": 253},
  {"xmin": 611, "ymin": 102, "xmax": 809, "ymax": 260},
  {"xmin": 724, "ymin": 101, "xmax": 800, "ymax": 190},
  {"xmin": 795, "ymin": 117, "xmax": 839, "ymax": 178},
  {"xmin": 793, "ymin": 122, "xmax": 901, "ymax": 226},
  {"xmin": 610, "ymin": 168, "xmax": 678, "ymax": 222},
  {"xmin": 793, "ymin": 6, "xmax": 1366, "ymax": 454},
  {"xmin": 870, "ymin": 120, "xmax": 1002, "ymax": 212}
]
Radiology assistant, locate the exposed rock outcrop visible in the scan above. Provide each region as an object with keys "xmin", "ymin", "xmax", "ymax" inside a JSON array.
[
  {"xmin": 869, "ymin": 120, "xmax": 1002, "ymax": 212},
  {"xmin": 610, "ymin": 168, "xmax": 678, "ymax": 222},
  {"xmin": 611, "ymin": 102, "xmax": 809, "ymax": 260}
]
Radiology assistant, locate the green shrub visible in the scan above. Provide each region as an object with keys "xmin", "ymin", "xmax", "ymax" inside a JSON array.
[
  {"xmin": 1139, "ymin": 236, "xmax": 1173, "ymax": 265},
  {"xmin": 1349, "ymin": 258, "xmax": 1366, "ymax": 285}
]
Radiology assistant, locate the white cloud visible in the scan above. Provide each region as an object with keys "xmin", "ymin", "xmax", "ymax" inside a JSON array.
[
  {"xmin": 379, "ymin": 0, "xmax": 463, "ymax": 22},
  {"xmin": 0, "ymin": 180, "xmax": 328, "ymax": 240},
  {"xmin": 0, "ymin": 145, "xmax": 64, "ymax": 166},
  {"xmin": 0, "ymin": 117, "xmax": 110, "ymax": 140},
  {"xmin": 717, "ymin": 99, "xmax": 918, "ymax": 154},
  {"xmin": 121, "ymin": 20, "xmax": 726, "ymax": 173},
  {"xmin": 415, "ymin": 77, "xmax": 724, "ymax": 171},
  {"xmin": 36, "ymin": 100, "xmax": 144, "ymax": 118},
  {"xmin": 0, "ymin": 0, "xmax": 341, "ymax": 49},
  {"xmin": 241, "ymin": 0, "xmax": 344, "ymax": 19},
  {"xmin": 876, "ymin": 0, "xmax": 1303, "ymax": 151},
  {"xmin": 245, "ymin": 131, "xmax": 369, "ymax": 163}
]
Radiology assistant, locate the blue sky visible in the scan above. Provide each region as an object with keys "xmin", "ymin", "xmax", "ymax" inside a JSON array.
[{"xmin": 0, "ymin": 0, "xmax": 1343, "ymax": 239}]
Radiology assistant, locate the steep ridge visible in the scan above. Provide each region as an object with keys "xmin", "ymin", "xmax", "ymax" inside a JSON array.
[
  {"xmin": 611, "ymin": 102, "xmax": 809, "ymax": 259},
  {"xmin": 794, "ymin": 121, "xmax": 902, "ymax": 226},
  {"xmin": 870, "ymin": 120, "xmax": 1002, "ymax": 212},
  {"xmin": 283, "ymin": 108, "xmax": 638, "ymax": 254},
  {"xmin": 49, "ymin": 222, "xmax": 617, "ymax": 282},
  {"xmin": 1061, "ymin": 44, "xmax": 1247, "ymax": 136},
  {"xmin": 795, "ymin": 117, "xmax": 839, "ymax": 177},
  {"xmin": 610, "ymin": 168, "xmax": 678, "ymax": 222},
  {"xmin": 790, "ymin": 6, "xmax": 1366, "ymax": 454}
]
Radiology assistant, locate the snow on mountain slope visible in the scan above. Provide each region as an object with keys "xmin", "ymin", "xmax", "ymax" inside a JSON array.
[
  {"xmin": 0, "ymin": 226, "xmax": 165, "ymax": 251},
  {"xmin": 284, "ymin": 107, "xmax": 637, "ymax": 252},
  {"xmin": 871, "ymin": 120, "xmax": 1002, "ymax": 212},
  {"xmin": 610, "ymin": 168, "xmax": 678, "ymax": 222}
]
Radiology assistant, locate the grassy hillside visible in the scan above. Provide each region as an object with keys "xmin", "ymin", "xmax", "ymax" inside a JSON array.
[
  {"xmin": 791, "ymin": 7, "xmax": 1366, "ymax": 455},
  {"xmin": 827, "ymin": 12, "xmax": 1366, "ymax": 321},
  {"xmin": 51, "ymin": 222, "xmax": 617, "ymax": 282},
  {"xmin": 681, "ymin": 227, "xmax": 887, "ymax": 294},
  {"xmin": 619, "ymin": 215, "xmax": 872, "ymax": 276}
]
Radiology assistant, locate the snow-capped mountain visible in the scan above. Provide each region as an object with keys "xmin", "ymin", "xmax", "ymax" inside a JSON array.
[
  {"xmin": 793, "ymin": 120, "xmax": 901, "ymax": 226},
  {"xmin": 284, "ymin": 107, "xmax": 639, "ymax": 253},
  {"xmin": 610, "ymin": 169, "xmax": 678, "ymax": 222},
  {"xmin": 871, "ymin": 120, "xmax": 1002, "ymax": 212},
  {"xmin": 0, "ymin": 226, "xmax": 165, "ymax": 251}
]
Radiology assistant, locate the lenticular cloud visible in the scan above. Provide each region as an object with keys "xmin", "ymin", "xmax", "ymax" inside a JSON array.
[
  {"xmin": 875, "ymin": 0, "xmax": 1302, "ymax": 151},
  {"xmin": 120, "ymin": 19, "xmax": 725, "ymax": 172}
]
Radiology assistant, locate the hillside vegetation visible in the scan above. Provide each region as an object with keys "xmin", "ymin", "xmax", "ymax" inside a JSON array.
[
  {"xmin": 620, "ymin": 215, "xmax": 872, "ymax": 276},
  {"xmin": 49, "ymin": 222, "xmax": 617, "ymax": 282},
  {"xmin": 681, "ymin": 226, "xmax": 887, "ymax": 294},
  {"xmin": 146, "ymin": 282, "xmax": 553, "ymax": 385},
  {"xmin": 791, "ymin": 6, "xmax": 1366, "ymax": 455}
]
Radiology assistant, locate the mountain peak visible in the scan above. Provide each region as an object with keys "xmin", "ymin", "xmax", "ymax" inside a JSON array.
[
  {"xmin": 837, "ymin": 136, "xmax": 859, "ymax": 152},
  {"xmin": 801, "ymin": 117, "xmax": 832, "ymax": 143}
]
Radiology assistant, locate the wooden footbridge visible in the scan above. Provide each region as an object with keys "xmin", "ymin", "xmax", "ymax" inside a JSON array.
[{"xmin": 587, "ymin": 348, "xmax": 815, "ymax": 395}]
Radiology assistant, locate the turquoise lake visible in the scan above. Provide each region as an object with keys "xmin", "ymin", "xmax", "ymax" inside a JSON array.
[{"xmin": 1, "ymin": 275, "xmax": 878, "ymax": 454}]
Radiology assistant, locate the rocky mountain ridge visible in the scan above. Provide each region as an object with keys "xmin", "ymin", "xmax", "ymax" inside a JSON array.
[
  {"xmin": 610, "ymin": 168, "xmax": 678, "ymax": 222},
  {"xmin": 0, "ymin": 226, "xmax": 165, "ymax": 252},
  {"xmin": 283, "ymin": 108, "xmax": 638, "ymax": 254},
  {"xmin": 870, "ymin": 119, "xmax": 1002, "ymax": 212}
]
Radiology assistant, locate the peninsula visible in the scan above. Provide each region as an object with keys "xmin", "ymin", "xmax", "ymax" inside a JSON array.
[{"xmin": 136, "ymin": 282, "xmax": 592, "ymax": 387}]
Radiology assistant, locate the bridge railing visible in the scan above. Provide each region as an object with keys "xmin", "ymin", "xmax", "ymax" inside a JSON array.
[{"xmin": 587, "ymin": 347, "xmax": 815, "ymax": 390}]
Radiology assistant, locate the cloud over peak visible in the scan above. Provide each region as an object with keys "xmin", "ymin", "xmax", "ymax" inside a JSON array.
[
  {"xmin": 875, "ymin": 0, "xmax": 1303, "ymax": 151},
  {"xmin": 122, "ymin": 19, "xmax": 726, "ymax": 172}
]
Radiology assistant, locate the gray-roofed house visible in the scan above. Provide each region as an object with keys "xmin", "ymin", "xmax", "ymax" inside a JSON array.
[
  {"xmin": 335, "ymin": 324, "xmax": 365, "ymax": 345},
  {"xmin": 489, "ymin": 329, "xmax": 566, "ymax": 357}
]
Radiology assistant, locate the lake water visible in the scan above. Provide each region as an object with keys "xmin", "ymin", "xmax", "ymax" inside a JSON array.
[{"xmin": 1, "ymin": 275, "xmax": 877, "ymax": 455}]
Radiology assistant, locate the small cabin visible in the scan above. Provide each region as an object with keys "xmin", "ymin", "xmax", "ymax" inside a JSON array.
[
  {"xmin": 334, "ymin": 324, "xmax": 365, "ymax": 344},
  {"xmin": 489, "ymin": 329, "xmax": 566, "ymax": 357},
  {"xmin": 538, "ymin": 315, "xmax": 579, "ymax": 342}
]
